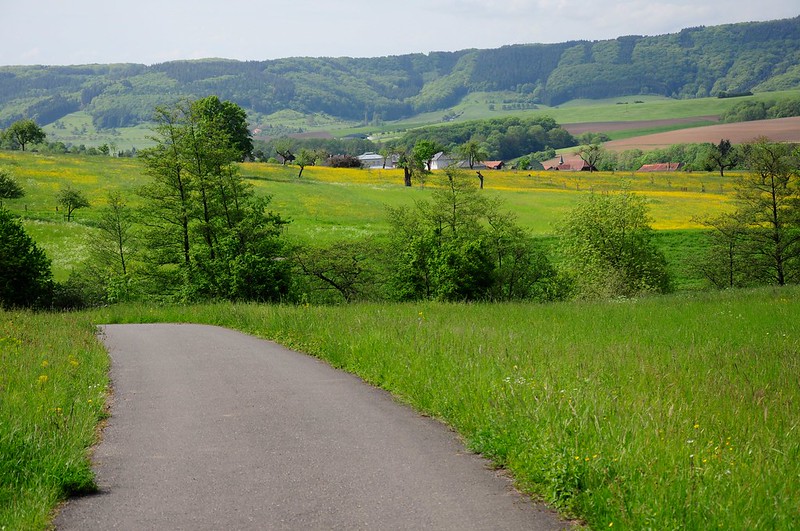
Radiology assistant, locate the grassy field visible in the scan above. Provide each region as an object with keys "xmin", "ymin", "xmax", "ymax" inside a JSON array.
[
  {"xmin": 0, "ymin": 310, "xmax": 109, "ymax": 529},
  {"xmin": 4, "ymin": 287, "xmax": 796, "ymax": 529},
  {"xmin": 0, "ymin": 150, "xmax": 732, "ymax": 284}
]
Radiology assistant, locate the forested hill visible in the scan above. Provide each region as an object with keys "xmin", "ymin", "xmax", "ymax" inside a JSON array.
[{"xmin": 1, "ymin": 16, "xmax": 799, "ymax": 129}]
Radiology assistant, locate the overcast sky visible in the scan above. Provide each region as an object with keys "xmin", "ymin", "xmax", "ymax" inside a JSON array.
[{"xmin": 2, "ymin": 1, "xmax": 797, "ymax": 66}]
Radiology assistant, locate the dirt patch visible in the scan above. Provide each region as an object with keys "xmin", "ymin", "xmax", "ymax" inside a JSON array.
[
  {"xmin": 563, "ymin": 116, "xmax": 719, "ymax": 135},
  {"xmin": 603, "ymin": 116, "xmax": 800, "ymax": 151}
]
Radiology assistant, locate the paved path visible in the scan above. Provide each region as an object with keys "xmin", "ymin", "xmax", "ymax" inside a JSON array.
[{"xmin": 55, "ymin": 324, "xmax": 568, "ymax": 530}]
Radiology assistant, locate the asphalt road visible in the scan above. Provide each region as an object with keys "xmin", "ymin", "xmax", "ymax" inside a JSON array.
[{"xmin": 54, "ymin": 324, "xmax": 569, "ymax": 530}]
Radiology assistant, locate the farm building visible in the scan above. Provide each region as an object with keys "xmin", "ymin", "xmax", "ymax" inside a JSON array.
[
  {"xmin": 637, "ymin": 163, "xmax": 684, "ymax": 172},
  {"xmin": 542, "ymin": 155, "xmax": 595, "ymax": 171},
  {"xmin": 357, "ymin": 152, "xmax": 396, "ymax": 169}
]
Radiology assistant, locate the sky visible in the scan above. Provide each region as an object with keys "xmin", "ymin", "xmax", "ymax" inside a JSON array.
[{"xmin": 1, "ymin": 0, "xmax": 798, "ymax": 66}]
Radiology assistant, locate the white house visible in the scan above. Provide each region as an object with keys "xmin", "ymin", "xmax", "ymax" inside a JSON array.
[{"xmin": 357, "ymin": 152, "xmax": 397, "ymax": 169}]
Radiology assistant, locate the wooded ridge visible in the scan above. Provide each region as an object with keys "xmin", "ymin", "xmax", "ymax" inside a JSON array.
[{"xmin": 1, "ymin": 16, "xmax": 798, "ymax": 129}]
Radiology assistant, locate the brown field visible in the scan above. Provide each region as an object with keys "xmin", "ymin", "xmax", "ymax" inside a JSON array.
[
  {"xmin": 563, "ymin": 116, "xmax": 719, "ymax": 135},
  {"xmin": 602, "ymin": 116, "xmax": 800, "ymax": 151}
]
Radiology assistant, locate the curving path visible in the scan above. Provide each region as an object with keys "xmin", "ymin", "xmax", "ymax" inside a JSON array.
[{"xmin": 54, "ymin": 324, "xmax": 569, "ymax": 530}]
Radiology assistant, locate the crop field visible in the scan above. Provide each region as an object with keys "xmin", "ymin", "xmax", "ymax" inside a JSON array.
[{"xmin": 605, "ymin": 116, "xmax": 800, "ymax": 151}]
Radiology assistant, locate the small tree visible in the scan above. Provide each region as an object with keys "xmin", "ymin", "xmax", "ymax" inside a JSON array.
[
  {"xmin": 705, "ymin": 139, "xmax": 738, "ymax": 177},
  {"xmin": 456, "ymin": 139, "xmax": 489, "ymax": 170},
  {"xmin": 733, "ymin": 139, "xmax": 800, "ymax": 285},
  {"xmin": 0, "ymin": 208, "xmax": 53, "ymax": 308},
  {"xmin": 576, "ymin": 144, "xmax": 604, "ymax": 172},
  {"xmin": 3, "ymin": 119, "xmax": 46, "ymax": 151},
  {"xmin": 294, "ymin": 148, "xmax": 316, "ymax": 177},
  {"xmin": 0, "ymin": 169, "xmax": 24, "ymax": 207},
  {"xmin": 57, "ymin": 185, "xmax": 90, "ymax": 221},
  {"xmin": 557, "ymin": 190, "xmax": 672, "ymax": 298}
]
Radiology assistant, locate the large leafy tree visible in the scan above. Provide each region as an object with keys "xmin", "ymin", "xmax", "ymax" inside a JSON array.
[
  {"xmin": 557, "ymin": 190, "xmax": 672, "ymax": 298},
  {"xmin": 3, "ymin": 119, "xmax": 46, "ymax": 151},
  {"xmin": 193, "ymin": 95, "xmax": 253, "ymax": 161},
  {"xmin": 138, "ymin": 98, "xmax": 290, "ymax": 301},
  {"xmin": 0, "ymin": 208, "xmax": 53, "ymax": 308}
]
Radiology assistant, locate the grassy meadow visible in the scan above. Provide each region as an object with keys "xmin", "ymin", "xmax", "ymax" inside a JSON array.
[
  {"xmin": 1, "ymin": 149, "xmax": 798, "ymax": 529},
  {"xmin": 1, "ymin": 150, "xmax": 733, "ymax": 285},
  {"xmin": 4, "ymin": 288, "xmax": 797, "ymax": 529}
]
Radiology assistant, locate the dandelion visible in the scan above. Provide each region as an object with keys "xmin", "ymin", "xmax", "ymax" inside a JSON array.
[
  {"xmin": 41, "ymin": 360, "xmax": 49, "ymax": 368},
  {"xmin": 69, "ymin": 359, "xmax": 79, "ymax": 367},
  {"xmin": 693, "ymin": 423, "xmax": 700, "ymax": 429},
  {"xmin": 38, "ymin": 374, "xmax": 49, "ymax": 385}
]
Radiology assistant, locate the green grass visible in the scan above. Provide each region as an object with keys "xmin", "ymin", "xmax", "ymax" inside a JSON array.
[
  {"xmin": 0, "ymin": 150, "xmax": 734, "ymax": 285},
  {"xmin": 76, "ymin": 287, "xmax": 800, "ymax": 529},
  {"xmin": 0, "ymin": 310, "xmax": 109, "ymax": 529}
]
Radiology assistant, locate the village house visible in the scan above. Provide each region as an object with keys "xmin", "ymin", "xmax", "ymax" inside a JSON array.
[
  {"xmin": 357, "ymin": 152, "xmax": 397, "ymax": 169},
  {"xmin": 542, "ymin": 155, "xmax": 595, "ymax": 171}
]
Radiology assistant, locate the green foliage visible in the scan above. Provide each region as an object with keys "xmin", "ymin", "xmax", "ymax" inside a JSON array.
[
  {"xmin": 137, "ymin": 99, "xmax": 291, "ymax": 302},
  {"xmin": 398, "ymin": 115, "xmax": 575, "ymax": 160},
  {"xmin": 557, "ymin": 191, "xmax": 672, "ymax": 298},
  {"xmin": 0, "ymin": 168, "xmax": 24, "ymax": 204},
  {"xmin": 704, "ymin": 138, "xmax": 739, "ymax": 176},
  {"xmin": 56, "ymin": 185, "xmax": 90, "ymax": 222},
  {"xmin": 387, "ymin": 168, "xmax": 558, "ymax": 301},
  {"xmin": 0, "ymin": 208, "xmax": 53, "ymax": 308},
  {"xmin": 725, "ymin": 140, "xmax": 800, "ymax": 285},
  {"xmin": 2, "ymin": 17, "xmax": 799, "ymax": 131},
  {"xmin": 0, "ymin": 310, "xmax": 109, "ymax": 529},
  {"xmin": 721, "ymin": 94, "xmax": 800, "ymax": 122},
  {"xmin": 2, "ymin": 119, "xmax": 46, "ymax": 151}
]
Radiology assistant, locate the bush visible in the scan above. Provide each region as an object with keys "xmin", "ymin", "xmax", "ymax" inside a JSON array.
[{"xmin": 0, "ymin": 209, "xmax": 53, "ymax": 308}]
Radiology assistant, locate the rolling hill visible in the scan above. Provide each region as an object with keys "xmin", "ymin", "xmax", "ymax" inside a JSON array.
[{"xmin": 1, "ymin": 16, "xmax": 799, "ymax": 137}]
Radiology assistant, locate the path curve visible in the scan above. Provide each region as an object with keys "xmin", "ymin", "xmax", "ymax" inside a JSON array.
[{"xmin": 55, "ymin": 324, "xmax": 568, "ymax": 530}]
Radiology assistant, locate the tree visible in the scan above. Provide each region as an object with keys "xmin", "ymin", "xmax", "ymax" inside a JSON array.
[
  {"xmin": 731, "ymin": 139, "xmax": 800, "ymax": 285},
  {"xmin": 705, "ymin": 139, "xmax": 738, "ymax": 177},
  {"xmin": 274, "ymin": 138, "xmax": 295, "ymax": 165},
  {"xmin": 456, "ymin": 139, "xmax": 489, "ymax": 170},
  {"xmin": 412, "ymin": 139, "xmax": 441, "ymax": 172},
  {"xmin": 557, "ymin": 191, "xmax": 672, "ymax": 298},
  {"xmin": 694, "ymin": 213, "xmax": 750, "ymax": 289},
  {"xmin": 0, "ymin": 208, "xmax": 53, "ymax": 308},
  {"xmin": 3, "ymin": 119, "xmax": 46, "ymax": 151},
  {"xmin": 294, "ymin": 148, "xmax": 316, "ymax": 177},
  {"xmin": 0, "ymin": 169, "xmax": 24, "ymax": 207},
  {"xmin": 57, "ymin": 185, "xmax": 90, "ymax": 221},
  {"xmin": 93, "ymin": 192, "xmax": 135, "ymax": 277},
  {"xmin": 294, "ymin": 239, "xmax": 386, "ymax": 302},
  {"xmin": 387, "ymin": 167, "xmax": 557, "ymax": 301},
  {"xmin": 575, "ymin": 144, "xmax": 604, "ymax": 172},
  {"xmin": 396, "ymin": 150, "xmax": 424, "ymax": 187},
  {"xmin": 138, "ymin": 99, "xmax": 291, "ymax": 302},
  {"xmin": 194, "ymin": 95, "xmax": 253, "ymax": 161}
]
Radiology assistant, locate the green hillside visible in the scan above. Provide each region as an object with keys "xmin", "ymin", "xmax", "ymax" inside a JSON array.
[{"xmin": 1, "ymin": 16, "xmax": 798, "ymax": 136}]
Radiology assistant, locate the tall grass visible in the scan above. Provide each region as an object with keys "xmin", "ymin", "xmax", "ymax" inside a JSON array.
[
  {"xmin": 90, "ymin": 287, "xmax": 800, "ymax": 529},
  {"xmin": 0, "ymin": 310, "xmax": 109, "ymax": 529}
]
